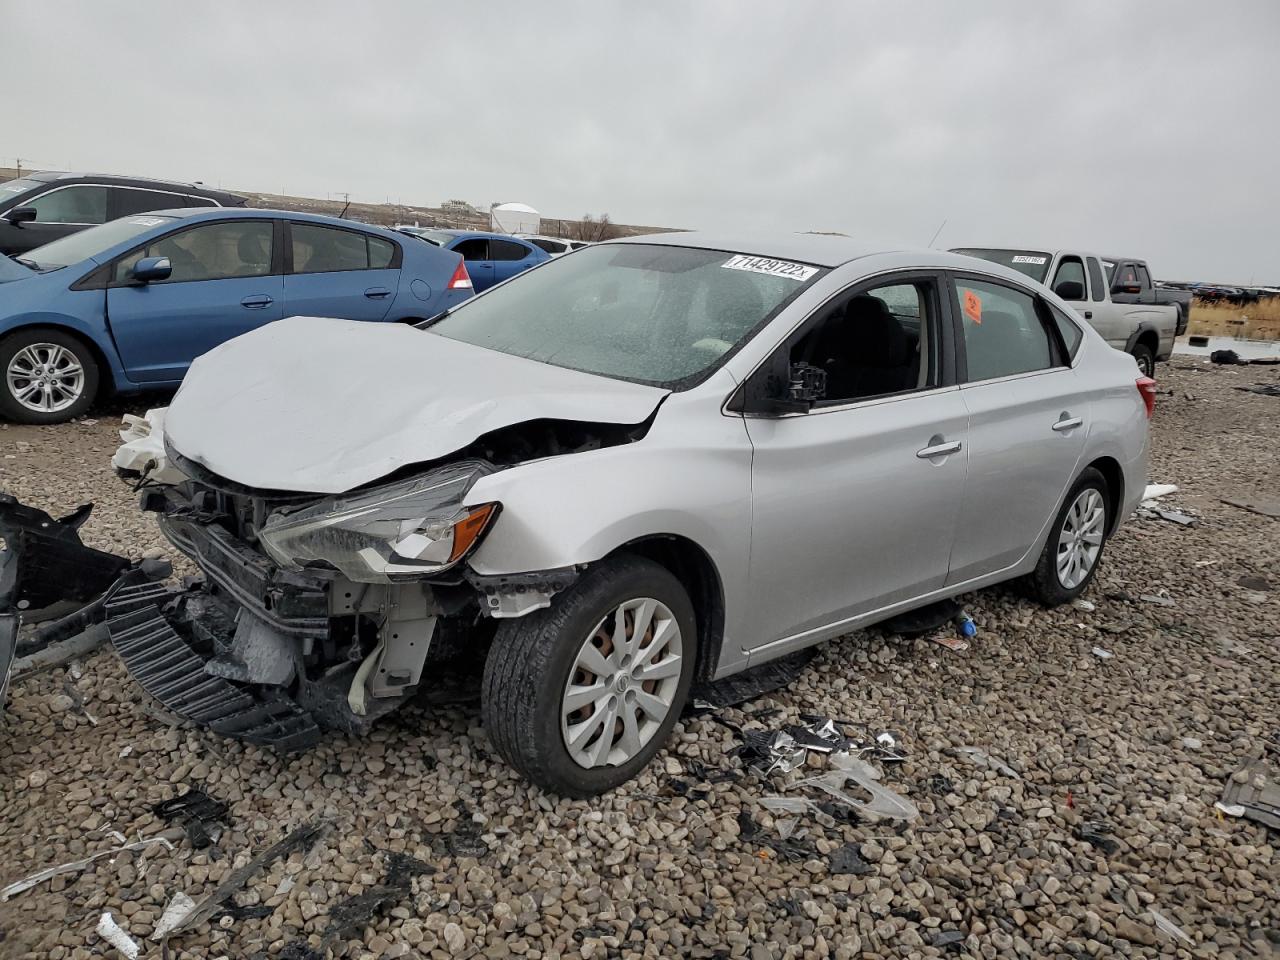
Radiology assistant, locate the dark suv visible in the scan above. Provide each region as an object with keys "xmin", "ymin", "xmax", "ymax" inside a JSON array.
[{"xmin": 0, "ymin": 171, "xmax": 246, "ymax": 256}]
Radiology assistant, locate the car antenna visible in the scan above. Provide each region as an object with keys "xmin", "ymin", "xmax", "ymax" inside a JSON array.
[{"xmin": 927, "ymin": 218, "xmax": 948, "ymax": 248}]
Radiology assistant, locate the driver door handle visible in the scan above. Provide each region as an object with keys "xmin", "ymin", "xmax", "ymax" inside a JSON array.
[
  {"xmin": 364, "ymin": 287, "xmax": 391, "ymax": 300},
  {"xmin": 240, "ymin": 295, "xmax": 273, "ymax": 309},
  {"xmin": 917, "ymin": 440, "xmax": 962, "ymax": 459},
  {"xmin": 1052, "ymin": 416, "xmax": 1083, "ymax": 432}
]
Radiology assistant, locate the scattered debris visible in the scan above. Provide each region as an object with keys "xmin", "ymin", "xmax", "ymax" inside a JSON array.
[
  {"xmin": 1220, "ymin": 496, "xmax": 1280, "ymax": 520},
  {"xmin": 1235, "ymin": 382, "xmax": 1280, "ymax": 397},
  {"xmin": 96, "ymin": 912, "xmax": 140, "ymax": 959},
  {"xmin": 153, "ymin": 788, "xmax": 230, "ymax": 849},
  {"xmin": 932, "ymin": 631, "xmax": 970, "ymax": 653},
  {"xmin": 932, "ymin": 929, "xmax": 966, "ymax": 949},
  {"xmin": 795, "ymin": 753, "xmax": 919, "ymax": 821},
  {"xmin": 1091, "ymin": 646, "xmax": 1113, "ymax": 659},
  {"xmin": 1139, "ymin": 594, "xmax": 1176, "ymax": 607},
  {"xmin": 829, "ymin": 843, "xmax": 875, "ymax": 875},
  {"xmin": 1151, "ymin": 909, "xmax": 1195, "ymax": 945},
  {"xmin": 1210, "ymin": 349, "xmax": 1243, "ymax": 365},
  {"xmin": 1142, "ymin": 507, "xmax": 1197, "ymax": 526},
  {"xmin": 163, "ymin": 821, "xmax": 329, "ymax": 936},
  {"xmin": 445, "ymin": 802, "xmax": 490, "ymax": 860},
  {"xmin": 1, "ymin": 832, "xmax": 177, "ymax": 900},
  {"xmin": 1073, "ymin": 599, "xmax": 1096, "ymax": 612},
  {"xmin": 1220, "ymin": 756, "xmax": 1280, "ymax": 830},
  {"xmin": 1215, "ymin": 801, "xmax": 1246, "ymax": 818},
  {"xmin": 738, "ymin": 729, "xmax": 806, "ymax": 776},
  {"xmin": 1074, "ymin": 820, "xmax": 1120, "ymax": 855},
  {"xmin": 953, "ymin": 746, "xmax": 1019, "ymax": 778},
  {"xmin": 1237, "ymin": 574, "xmax": 1271, "ymax": 592},
  {"xmin": 152, "ymin": 892, "xmax": 198, "ymax": 941},
  {"xmin": 1141, "ymin": 483, "xmax": 1179, "ymax": 501}
]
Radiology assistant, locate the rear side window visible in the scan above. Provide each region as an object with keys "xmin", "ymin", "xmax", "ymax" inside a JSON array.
[
  {"xmin": 453, "ymin": 238, "xmax": 490, "ymax": 261},
  {"xmin": 28, "ymin": 185, "xmax": 108, "ymax": 224},
  {"xmin": 115, "ymin": 220, "xmax": 274, "ymax": 283},
  {"xmin": 112, "ymin": 188, "xmax": 190, "ymax": 217},
  {"xmin": 1049, "ymin": 304, "xmax": 1084, "ymax": 358},
  {"xmin": 291, "ymin": 223, "xmax": 397, "ymax": 273},
  {"xmin": 1136, "ymin": 264, "xmax": 1152, "ymax": 289},
  {"xmin": 528, "ymin": 237, "xmax": 566, "ymax": 255},
  {"xmin": 1086, "ymin": 257, "xmax": 1105, "ymax": 302},
  {"xmin": 954, "ymin": 278, "xmax": 1056, "ymax": 382},
  {"xmin": 490, "ymin": 239, "xmax": 530, "ymax": 261}
]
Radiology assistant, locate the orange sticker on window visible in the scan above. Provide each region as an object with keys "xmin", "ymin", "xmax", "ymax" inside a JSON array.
[{"xmin": 963, "ymin": 289, "xmax": 982, "ymax": 324}]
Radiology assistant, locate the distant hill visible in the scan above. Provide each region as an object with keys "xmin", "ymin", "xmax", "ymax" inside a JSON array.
[{"xmin": 0, "ymin": 167, "xmax": 677, "ymax": 240}]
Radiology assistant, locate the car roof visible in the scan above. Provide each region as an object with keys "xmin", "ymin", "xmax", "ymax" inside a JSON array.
[
  {"xmin": 610, "ymin": 231, "xmax": 890, "ymax": 268},
  {"xmin": 132, "ymin": 207, "xmax": 408, "ymax": 237},
  {"xmin": 431, "ymin": 229, "xmax": 533, "ymax": 242},
  {"xmin": 20, "ymin": 170, "xmax": 243, "ymax": 201}
]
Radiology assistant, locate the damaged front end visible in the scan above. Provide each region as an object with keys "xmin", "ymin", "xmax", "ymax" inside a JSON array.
[{"xmin": 109, "ymin": 452, "xmax": 574, "ymax": 752}]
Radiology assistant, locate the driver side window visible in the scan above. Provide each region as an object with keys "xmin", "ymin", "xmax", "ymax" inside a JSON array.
[{"xmin": 789, "ymin": 280, "xmax": 938, "ymax": 405}]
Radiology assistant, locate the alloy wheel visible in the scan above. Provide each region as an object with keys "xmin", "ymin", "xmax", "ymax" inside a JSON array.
[
  {"xmin": 560, "ymin": 597, "xmax": 684, "ymax": 769},
  {"xmin": 1057, "ymin": 488, "xmax": 1105, "ymax": 589},
  {"xmin": 6, "ymin": 342, "xmax": 86, "ymax": 414}
]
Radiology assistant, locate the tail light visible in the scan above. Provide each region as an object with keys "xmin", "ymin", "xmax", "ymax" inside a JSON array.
[
  {"xmin": 447, "ymin": 260, "xmax": 472, "ymax": 290},
  {"xmin": 1136, "ymin": 376, "xmax": 1156, "ymax": 418}
]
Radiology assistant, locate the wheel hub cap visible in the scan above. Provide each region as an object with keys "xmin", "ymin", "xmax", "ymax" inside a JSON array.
[
  {"xmin": 1057, "ymin": 488, "xmax": 1105, "ymax": 589},
  {"xmin": 6, "ymin": 342, "xmax": 86, "ymax": 414},
  {"xmin": 560, "ymin": 597, "xmax": 684, "ymax": 769}
]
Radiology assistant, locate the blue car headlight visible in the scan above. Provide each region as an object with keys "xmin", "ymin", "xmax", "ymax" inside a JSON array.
[{"xmin": 258, "ymin": 461, "xmax": 498, "ymax": 583}]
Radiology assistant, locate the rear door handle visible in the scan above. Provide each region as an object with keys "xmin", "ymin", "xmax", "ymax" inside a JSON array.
[
  {"xmin": 240, "ymin": 295, "xmax": 273, "ymax": 309},
  {"xmin": 1052, "ymin": 416, "xmax": 1083, "ymax": 432},
  {"xmin": 1083, "ymin": 311, "xmax": 1093, "ymax": 319},
  {"xmin": 364, "ymin": 287, "xmax": 391, "ymax": 300},
  {"xmin": 916, "ymin": 439, "xmax": 962, "ymax": 459}
]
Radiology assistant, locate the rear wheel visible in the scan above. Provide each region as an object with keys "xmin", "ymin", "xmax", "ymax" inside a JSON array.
[
  {"xmin": 482, "ymin": 554, "xmax": 696, "ymax": 796},
  {"xmin": 1025, "ymin": 467, "xmax": 1110, "ymax": 605},
  {"xmin": 0, "ymin": 329, "xmax": 99, "ymax": 424},
  {"xmin": 1131, "ymin": 342, "xmax": 1156, "ymax": 378}
]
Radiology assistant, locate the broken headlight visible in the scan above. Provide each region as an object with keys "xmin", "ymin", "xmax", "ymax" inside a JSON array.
[{"xmin": 258, "ymin": 461, "xmax": 498, "ymax": 583}]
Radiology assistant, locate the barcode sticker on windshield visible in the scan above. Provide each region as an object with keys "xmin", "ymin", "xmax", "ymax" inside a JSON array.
[
  {"xmin": 721, "ymin": 255, "xmax": 818, "ymax": 281},
  {"xmin": 1012, "ymin": 255, "xmax": 1047, "ymax": 265},
  {"xmin": 129, "ymin": 217, "xmax": 167, "ymax": 226}
]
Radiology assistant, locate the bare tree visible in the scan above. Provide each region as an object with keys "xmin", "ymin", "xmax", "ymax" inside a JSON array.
[{"xmin": 566, "ymin": 213, "xmax": 617, "ymax": 242}]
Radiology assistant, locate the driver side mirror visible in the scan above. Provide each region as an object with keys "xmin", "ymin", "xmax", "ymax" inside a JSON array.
[
  {"xmin": 131, "ymin": 256, "xmax": 172, "ymax": 284},
  {"xmin": 4, "ymin": 206, "xmax": 37, "ymax": 227},
  {"xmin": 1053, "ymin": 280, "xmax": 1084, "ymax": 301}
]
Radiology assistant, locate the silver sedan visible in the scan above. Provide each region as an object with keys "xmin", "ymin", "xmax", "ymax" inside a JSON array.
[{"xmin": 121, "ymin": 233, "xmax": 1153, "ymax": 796}]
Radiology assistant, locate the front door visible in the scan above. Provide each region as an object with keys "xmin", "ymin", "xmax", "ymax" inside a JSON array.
[
  {"xmin": 742, "ymin": 274, "xmax": 968, "ymax": 651},
  {"xmin": 6, "ymin": 184, "xmax": 110, "ymax": 253},
  {"xmin": 283, "ymin": 222, "xmax": 401, "ymax": 321},
  {"xmin": 489, "ymin": 238, "xmax": 537, "ymax": 285},
  {"xmin": 944, "ymin": 274, "xmax": 1089, "ymax": 583},
  {"xmin": 106, "ymin": 219, "xmax": 283, "ymax": 382}
]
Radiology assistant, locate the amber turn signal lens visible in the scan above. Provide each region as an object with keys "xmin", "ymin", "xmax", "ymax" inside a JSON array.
[{"xmin": 449, "ymin": 503, "xmax": 499, "ymax": 562}]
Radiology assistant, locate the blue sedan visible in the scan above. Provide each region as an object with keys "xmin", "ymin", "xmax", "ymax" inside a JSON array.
[
  {"xmin": 0, "ymin": 209, "xmax": 474, "ymax": 422},
  {"xmin": 409, "ymin": 230, "xmax": 549, "ymax": 291}
]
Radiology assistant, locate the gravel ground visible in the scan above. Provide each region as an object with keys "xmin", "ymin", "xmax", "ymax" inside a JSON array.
[{"xmin": 1, "ymin": 361, "xmax": 1277, "ymax": 960}]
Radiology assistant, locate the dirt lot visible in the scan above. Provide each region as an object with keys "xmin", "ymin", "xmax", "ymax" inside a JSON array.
[{"xmin": 1, "ymin": 361, "xmax": 1276, "ymax": 959}]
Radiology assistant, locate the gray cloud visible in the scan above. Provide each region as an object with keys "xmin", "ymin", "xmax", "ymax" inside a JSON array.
[{"xmin": 6, "ymin": 0, "xmax": 1278, "ymax": 280}]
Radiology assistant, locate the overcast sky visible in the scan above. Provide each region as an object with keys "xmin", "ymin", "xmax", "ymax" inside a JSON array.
[{"xmin": 6, "ymin": 1, "xmax": 1278, "ymax": 281}]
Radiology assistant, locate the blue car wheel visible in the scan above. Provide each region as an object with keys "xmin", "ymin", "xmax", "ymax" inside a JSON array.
[{"xmin": 0, "ymin": 328, "xmax": 100, "ymax": 424}]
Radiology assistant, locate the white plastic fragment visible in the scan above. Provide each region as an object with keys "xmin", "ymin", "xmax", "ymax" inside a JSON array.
[
  {"xmin": 1151, "ymin": 909, "xmax": 1194, "ymax": 945},
  {"xmin": 1215, "ymin": 801, "xmax": 1246, "ymax": 817},
  {"xmin": 1073, "ymin": 599, "xmax": 1096, "ymax": 612},
  {"xmin": 153, "ymin": 891, "xmax": 197, "ymax": 940},
  {"xmin": 111, "ymin": 408, "xmax": 186, "ymax": 486},
  {"xmin": 1091, "ymin": 646, "xmax": 1113, "ymax": 659},
  {"xmin": 955, "ymin": 747, "xmax": 1020, "ymax": 778},
  {"xmin": 96, "ymin": 912, "xmax": 140, "ymax": 959},
  {"xmin": 797, "ymin": 753, "xmax": 919, "ymax": 822},
  {"xmin": 758, "ymin": 796, "xmax": 811, "ymax": 815},
  {"xmin": 1142, "ymin": 483, "xmax": 1178, "ymax": 501},
  {"xmin": 0, "ymin": 834, "xmax": 175, "ymax": 900}
]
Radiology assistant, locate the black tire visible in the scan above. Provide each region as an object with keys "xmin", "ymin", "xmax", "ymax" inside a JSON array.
[
  {"xmin": 482, "ymin": 553, "xmax": 697, "ymax": 797},
  {"xmin": 1131, "ymin": 342, "xmax": 1156, "ymax": 378},
  {"xmin": 0, "ymin": 328, "xmax": 100, "ymax": 424},
  {"xmin": 1024, "ymin": 467, "xmax": 1110, "ymax": 606}
]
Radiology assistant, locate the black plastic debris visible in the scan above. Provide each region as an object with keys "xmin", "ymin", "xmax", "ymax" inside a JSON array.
[
  {"xmin": 1236, "ymin": 383, "xmax": 1280, "ymax": 397},
  {"xmin": 385, "ymin": 852, "xmax": 435, "ymax": 886},
  {"xmin": 445, "ymin": 800, "xmax": 489, "ymax": 859},
  {"xmin": 1221, "ymin": 756, "xmax": 1280, "ymax": 830},
  {"xmin": 153, "ymin": 788, "xmax": 230, "ymax": 849},
  {"xmin": 210, "ymin": 903, "xmax": 274, "ymax": 922},
  {"xmin": 926, "ymin": 774, "xmax": 955, "ymax": 796},
  {"xmin": 1220, "ymin": 496, "xmax": 1280, "ymax": 520},
  {"xmin": 1238, "ymin": 575, "xmax": 1272, "ymax": 592},
  {"xmin": 690, "ymin": 648, "xmax": 816, "ymax": 708},
  {"xmin": 1210, "ymin": 349, "xmax": 1243, "ymax": 365},
  {"xmin": 737, "ymin": 809, "xmax": 760, "ymax": 840},
  {"xmin": 933, "ymin": 929, "xmax": 966, "ymax": 949},
  {"xmin": 829, "ymin": 843, "xmax": 875, "ymax": 876},
  {"xmin": 1075, "ymin": 820, "xmax": 1120, "ymax": 855},
  {"xmin": 734, "ymin": 729, "xmax": 806, "ymax": 775},
  {"xmin": 766, "ymin": 835, "xmax": 816, "ymax": 862}
]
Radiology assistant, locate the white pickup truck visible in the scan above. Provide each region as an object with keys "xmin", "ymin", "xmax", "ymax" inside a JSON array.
[{"xmin": 952, "ymin": 248, "xmax": 1178, "ymax": 377}]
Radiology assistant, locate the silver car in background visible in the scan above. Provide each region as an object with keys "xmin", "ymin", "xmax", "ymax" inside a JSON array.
[{"xmin": 114, "ymin": 234, "xmax": 1153, "ymax": 796}]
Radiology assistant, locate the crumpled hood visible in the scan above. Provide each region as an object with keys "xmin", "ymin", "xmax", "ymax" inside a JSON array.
[{"xmin": 164, "ymin": 316, "xmax": 670, "ymax": 494}]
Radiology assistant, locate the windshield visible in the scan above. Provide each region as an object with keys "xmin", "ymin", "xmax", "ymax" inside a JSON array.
[
  {"xmin": 0, "ymin": 178, "xmax": 42, "ymax": 205},
  {"xmin": 428, "ymin": 243, "xmax": 824, "ymax": 388},
  {"xmin": 953, "ymin": 248, "xmax": 1053, "ymax": 282},
  {"xmin": 20, "ymin": 215, "xmax": 178, "ymax": 270}
]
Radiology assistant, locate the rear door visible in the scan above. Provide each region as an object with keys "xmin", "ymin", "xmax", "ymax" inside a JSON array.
[
  {"xmin": 944, "ymin": 273, "xmax": 1089, "ymax": 584},
  {"xmin": 743, "ymin": 272, "xmax": 968, "ymax": 650},
  {"xmin": 9, "ymin": 183, "xmax": 109, "ymax": 251},
  {"xmin": 106, "ymin": 218, "xmax": 283, "ymax": 382},
  {"xmin": 490, "ymin": 238, "xmax": 539, "ymax": 283},
  {"xmin": 283, "ymin": 222, "xmax": 402, "ymax": 321},
  {"xmin": 451, "ymin": 238, "xmax": 495, "ymax": 290}
]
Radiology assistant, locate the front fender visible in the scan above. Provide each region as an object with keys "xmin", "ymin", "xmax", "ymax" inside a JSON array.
[{"xmin": 0, "ymin": 309, "xmax": 134, "ymax": 391}]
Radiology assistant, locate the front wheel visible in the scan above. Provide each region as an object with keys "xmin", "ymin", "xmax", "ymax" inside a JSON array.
[
  {"xmin": 482, "ymin": 554, "xmax": 696, "ymax": 796},
  {"xmin": 1025, "ymin": 468, "xmax": 1111, "ymax": 605},
  {"xmin": 1131, "ymin": 342, "xmax": 1156, "ymax": 378},
  {"xmin": 0, "ymin": 329, "xmax": 100, "ymax": 424}
]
